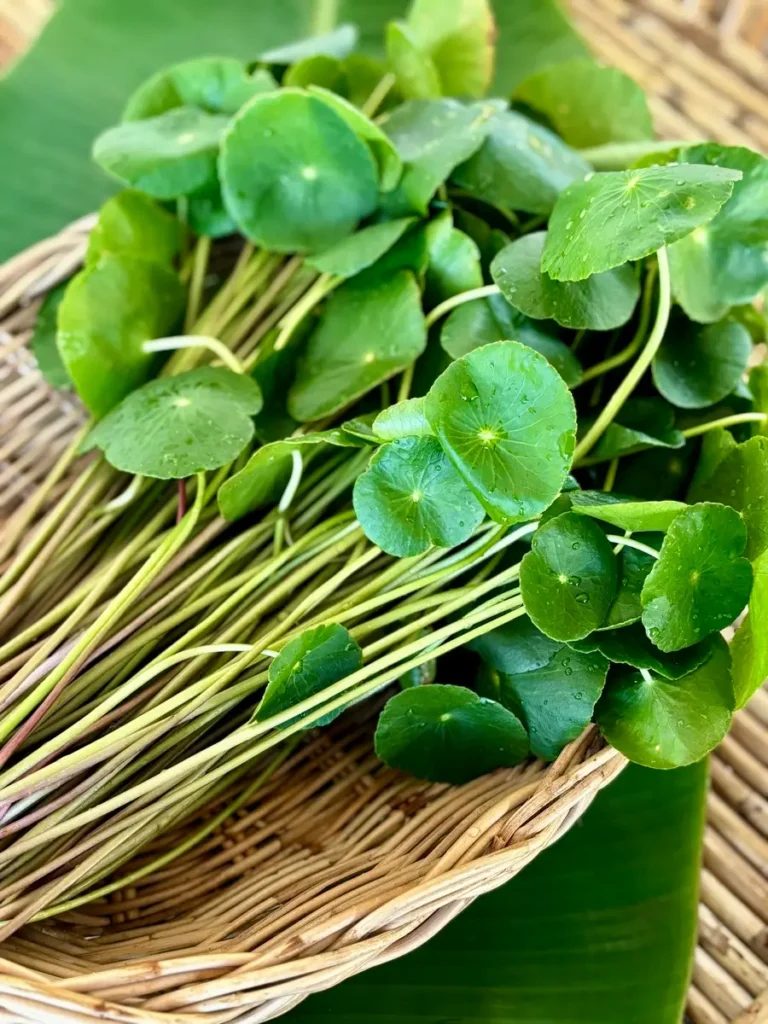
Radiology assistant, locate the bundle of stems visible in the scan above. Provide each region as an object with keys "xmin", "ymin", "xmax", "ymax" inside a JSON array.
[{"xmin": 0, "ymin": 242, "xmax": 529, "ymax": 936}]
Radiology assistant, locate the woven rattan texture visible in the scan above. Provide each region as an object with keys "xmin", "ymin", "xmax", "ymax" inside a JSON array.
[{"xmin": 0, "ymin": 2, "xmax": 766, "ymax": 1023}]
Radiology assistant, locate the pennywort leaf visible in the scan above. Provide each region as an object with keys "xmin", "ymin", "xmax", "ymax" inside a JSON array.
[
  {"xmin": 87, "ymin": 367, "xmax": 262, "ymax": 479},
  {"xmin": 86, "ymin": 191, "xmax": 183, "ymax": 266},
  {"xmin": 515, "ymin": 59, "xmax": 653, "ymax": 149},
  {"xmin": 406, "ymin": 0, "xmax": 495, "ymax": 99},
  {"xmin": 572, "ymin": 497, "xmax": 687, "ymax": 533},
  {"xmin": 641, "ymin": 502, "xmax": 752, "ymax": 651},
  {"xmin": 386, "ymin": 21, "xmax": 442, "ymax": 101},
  {"xmin": 305, "ymin": 218, "xmax": 415, "ymax": 278},
  {"xmin": 374, "ymin": 684, "xmax": 529, "ymax": 784},
  {"xmin": 57, "ymin": 253, "xmax": 185, "ymax": 418},
  {"xmin": 542, "ymin": 164, "xmax": 741, "ymax": 281},
  {"xmin": 451, "ymin": 108, "xmax": 590, "ymax": 216},
  {"xmin": 574, "ymin": 623, "xmax": 715, "ymax": 680},
  {"xmin": 520, "ymin": 512, "xmax": 619, "ymax": 641},
  {"xmin": 353, "ymin": 436, "xmax": 485, "ymax": 557},
  {"xmin": 220, "ymin": 90, "xmax": 379, "ymax": 252},
  {"xmin": 256, "ymin": 624, "xmax": 362, "ymax": 728},
  {"xmin": 596, "ymin": 635, "xmax": 733, "ymax": 768},
  {"xmin": 288, "ymin": 271, "xmax": 427, "ymax": 422},
  {"xmin": 30, "ymin": 284, "xmax": 71, "ymax": 390},
  {"xmin": 424, "ymin": 211, "xmax": 483, "ymax": 304},
  {"xmin": 424, "ymin": 341, "xmax": 576, "ymax": 524},
  {"xmin": 491, "ymin": 232, "xmax": 640, "ymax": 330},
  {"xmin": 373, "ymin": 398, "xmax": 433, "ymax": 441},
  {"xmin": 587, "ymin": 398, "xmax": 685, "ymax": 461},
  {"xmin": 652, "ymin": 314, "xmax": 752, "ymax": 409},
  {"xmin": 259, "ymin": 24, "xmax": 358, "ymax": 65},
  {"xmin": 731, "ymin": 548, "xmax": 768, "ymax": 708},
  {"xmin": 93, "ymin": 107, "xmax": 229, "ymax": 199}
]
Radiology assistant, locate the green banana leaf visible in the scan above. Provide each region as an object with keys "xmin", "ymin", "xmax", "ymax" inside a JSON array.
[
  {"xmin": 0, "ymin": 2, "xmax": 704, "ymax": 1019},
  {"xmin": 287, "ymin": 762, "xmax": 706, "ymax": 1023}
]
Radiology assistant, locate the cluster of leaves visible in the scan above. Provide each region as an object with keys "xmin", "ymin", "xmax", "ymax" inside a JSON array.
[{"xmin": 33, "ymin": 0, "xmax": 768, "ymax": 785}]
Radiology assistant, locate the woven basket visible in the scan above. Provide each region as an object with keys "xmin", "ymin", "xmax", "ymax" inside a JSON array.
[{"xmin": 0, "ymin": 1, "xmax": 766, "ymax": 1023}]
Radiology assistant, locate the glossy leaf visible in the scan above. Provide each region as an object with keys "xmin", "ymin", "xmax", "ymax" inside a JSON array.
[
  {"xmin": 574, "ymin": 623, "xmax": 714, "ymax": 680},
  {"xmin": 381, "ymin": 98, "xmax": 497, "ymax": 214},
  {"xmin": 29, "ymin": 284, "xmax": 71, "ymax": 390},
  {"xmin": 424, "ymin": 212, "xmax": 483, "ymax": 304},
  {"xmin": 353, "ymin": 436, "xmax": 485, "ymax": 557},
  {"xmin": 750, "ymin": 363, "xmax": 768, "ymax": 434},
  {"xmin": 86, "ymin": 191, "xmax": 183, "ymax": 266},
  {"xmin": 688, "ymin": 427, "xmax": 738, "ymax": 497},
  {"xmin": 87, "ymin": 366, "xmax": 262, "ymax": 479},
  {"xmin": 731, "ymin": 548, "xmax": 768, "ymax": 708},
  {"xmin": 424, "ymin": 341, "xmax": 576, "ymax": 524},
  {"xmin": 288, "ymin": 271, "xmax": 427, "ymax": 422},
  {"xmin": 652, "ymin": 315, "xmax": 752, "ymax": 409},
  {"xmin": 573, "ymin": 497, "xmax": 687, "ymax": 533},
  {"xmin": 57, "ymin": 253, "xmax": 185, "ymax": 418},
  {"xmin": 641, "ymin": 502, "xmax": 752, "ymax": 651},
  {"xmin": 373, "ymin": 398, "xmax": 433, "ymax": 441},
  {"xmin": 474, "ymin": 618, "xmax": 609, "ymax": 761},
  {"xmin": 283, "ymin": 55, "xmax": 347, "ymax": 92},
  {"xmin": 491, "ymin": 233, "xmax": 640, "ymax": 330},
  {"xmin": 542, "ymin": 165, "xmax": 741, "ymax": 281},
  {"xmin": 520, "ymin": 512, "xmax": 619, "ymax": 642},
  {"xmin": 667, "ymin": 144, "xmax": 768, "ymax": 322},
  {"xmin": 597, "ymin": 636, "xmax": 733, "ymax": 768},
  {"xmin": 602, "ymin": 543, "xmax": 659, "ymax": 630},
  {"xmin": 689, "ymin": 436, "xmax": 768, "ymax": 560},
  {"xmin": 587, "ymin": 397, "xmax": 685, "ymax": 461},
  {"xmin": 515, "ymin": 59, "xmax": 653, "ymax": 148},
  {"xmin": 374, "ymin": 684, "xmax": 529, "ymax": 784},
  {"xmin": 451, "ymin": 108, "xmax": 590, "ymax": 216},
  {"xmin": 123, "ymin": 57, "xmax": 277, "ymax": 119},
  {"xmin": 386, "ymin": 21, "xmax": 442, "ymax": 100},
  {"xmin": 187, "ymin": 186, "xmax": 237, "ymax": 238},
  {"xmin": 440, "ymin": 293, "xmax": 582, "ymax": 387},
  {"xmin": 259, "ymin": 25, "xmax": 358, "ymax": 65},
  {"xmin": 306, "ymin": 218, "xmax": 414, "ymax": 278},
  {"xmin": 307, "ymin": 86, "xmax": 403, "ymax": 192},
  {"xmin": 256, "ymin": 623, "xmax": 362, "ymax": 728},
  {"xmin": 220, "ymin": 90, "xmax": 379, "ymax": 252},
  {"xmin": 406, "ymin": 0, "xmax": 495, "ymax": 99},
  {"xmin": 92, "ymin": 106, "xmax": 228, "ymax": 199}
]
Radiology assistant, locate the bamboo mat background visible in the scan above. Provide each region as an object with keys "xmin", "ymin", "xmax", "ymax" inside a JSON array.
[{"xmin": 1, "ymin": 2, "xmax": 767, "ymax": 1023}]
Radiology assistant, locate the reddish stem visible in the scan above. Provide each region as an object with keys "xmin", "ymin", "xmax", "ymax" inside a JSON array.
[{"xmin": 176, "ymin": 478, "xmax": 187, "ymax": 524}]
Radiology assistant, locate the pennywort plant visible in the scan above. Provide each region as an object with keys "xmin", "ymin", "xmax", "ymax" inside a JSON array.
[{"xmin": 4, "ymin": 0, "xmax": 768, "ymax": 924}]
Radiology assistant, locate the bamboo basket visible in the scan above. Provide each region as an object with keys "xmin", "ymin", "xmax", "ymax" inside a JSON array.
[{"xmin": 0, "ymin": 1, "xmax": 766, "ymax": 1023}]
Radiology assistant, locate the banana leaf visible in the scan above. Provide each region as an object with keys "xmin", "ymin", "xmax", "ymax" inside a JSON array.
[{"xmin": 288, "ymin": 762, "xmax": 707, "ymax": 1023}]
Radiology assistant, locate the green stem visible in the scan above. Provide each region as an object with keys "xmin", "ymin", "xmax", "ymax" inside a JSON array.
[
  {"xmin": 142, "ymin": 335, "xmax": 245, "ymax": 375},
  {"xmin": 682, "ymin": 412, "xmax": 767, "ymax": 439},
  {"xmin": 424, "ymin": 284, "xmax": 501, "ymax": 329},
  {"xmin": 397, "ymin": 363, "xmax": 415, "ymax": 403},
  {"xmin": 574, "ymin": 247, "xmax": 671, "ymax": 463},
  {"xmin": 273, "ymin": 272, "xmax": 340, "ymax": 352},
  {"xmin": 184, "ymin": 235, "xmax": 211, "ymax": 331},
  {"xmin": 607, "ymin": 535, "xmax": 660, "ymax": 559},
  {"xmin": 362, "ymin": 73, "xmax": 396, "ymax": 118}
]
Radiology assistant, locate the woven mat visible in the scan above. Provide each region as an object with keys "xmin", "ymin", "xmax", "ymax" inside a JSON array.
[{"xmin": 0, "ymin": 2, "xmax": 767, "ymax": 1023}]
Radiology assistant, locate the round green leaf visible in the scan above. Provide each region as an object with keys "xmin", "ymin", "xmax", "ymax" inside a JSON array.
[
  {"xmin": 468, "ymin": 615, "xmax": 561, "ymax": 675},
  {"xmin": 690, "ymin": 436, "xmax": 768, "ymax": 560},
  {"xmin": 308, "ymin": 86, "xmax": 403, "ymax": 192},
  {"xmin": 57, "ymin": 253, "xmax": 185, "ymax": 418},
  {"xmin": 283, "ymin": 55, "xmax": 346, "ymax": 92},
  {"xmin": 386, "ymin": 21, "xmax": 442, "ymax": 100},
  {"xmin": 380, "ymin": 98, "xmax": 496, "ymax": 214},
  {"xmin": 596, "ymin": 636, "xmax": 733, "ymax": 768},
  {"xmin": 288, "ymin": 271, "xmax": 426, "ymax": 422},
  {"xmin": 374, "ymin": 684, "xmax": 529, "ymax": 784},
  {"xmin": 451, "ymin": 108, "xmax": 590, "ymax": 216},
  {"xmin": 520, "ymin": 512, "xmax": 619, "ymax": 642},
  {"xmin": 602, "ymin": 542, "xmax": 658, "ymax": 630},
  {"xmin": 93, "ymin": 107, "xmax": 228, "ymax": 200},
  {"xmin": 731, "ymin": 547, "xmax": 768, "ymax": 708},
  {"xmin": 187, "ymin": 186, "xmax": 237, "ymax": 239},
  {"xmin": 478, "ymin": 647, "xmax": 609, "ymax": 762},
  {"xmin": 305, "ymin": 218, "xmax": 415, "ymax": 278},
  {"xmin": 259, "ymin": 24, "xmax": 358, "ymax": 65},
  {"xmin": 256, "ymin": 623, "xmax": 362, "ymax": 728},
  {"xmin": 667, "ymin": 145, "xmax": 768, "ymax": 323},
  {"xmin": 30, "ymin": 284, "xmax": 71, "ymax": 390},
  {"xmin": 87, "ymin": 366, "xmax": 262, "ymax": 479},
  {"xmin": 652, "ymin": 315, "xmax": 752, "ymax": 409},
  {"xmin": 86, "ymin": 191, "xmax": 183, "ymax": 266},
  {"xmin": 641, "ymin": 502, "xmax": 753, "ymax": 652},
  {"xmin": 406, "ymin": 0, "xmax": 495, "ymax": 99},
  {"xmin": 542, "ymin": 165, "xmax": 742, "ymax": 282},
  {"xmin": 491, "ymin": 233, "xmax": 640, "ymax": 330},
  {"xmin": 440, "ymin": 294, "xmax": 583, "ymax": 387},
  {"xmin": 515, "ymin": 59, "xmax": 653, "ymax": 149},
  {"xmin": 572, "ymin": 497, "xmax": 687, "ymax": 534},
  {"xmin": 688, "ymin": 426, "xmax": 738, "ymax": 498},
  {"xmin": 220, "ymin": 90, "xmax": 379, "ymax": 252},
  {"xmin": 424, "ymin": 341, "xmax": 576, "ymax": 524},
  {"xmin": 373, "ymin": 398, "xmax": 433, "ymax": 441},
  {"xmin": 353, "ymin": 436, "xmax": 485, "ymax": 557},
  {"xmin": 587, "ymin": 397, "xmax": 685, "ymax": 460},
  {"xmin": 424, "ymin": 212, "xmax": 483, "ymax": 304},
  {"xmin": 575, "ymin": 623, "xmax": 715, "ymax": 680},
  {"xmin": 123, "ymin": 57, "xmax": 277, "ymax": 120}
]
